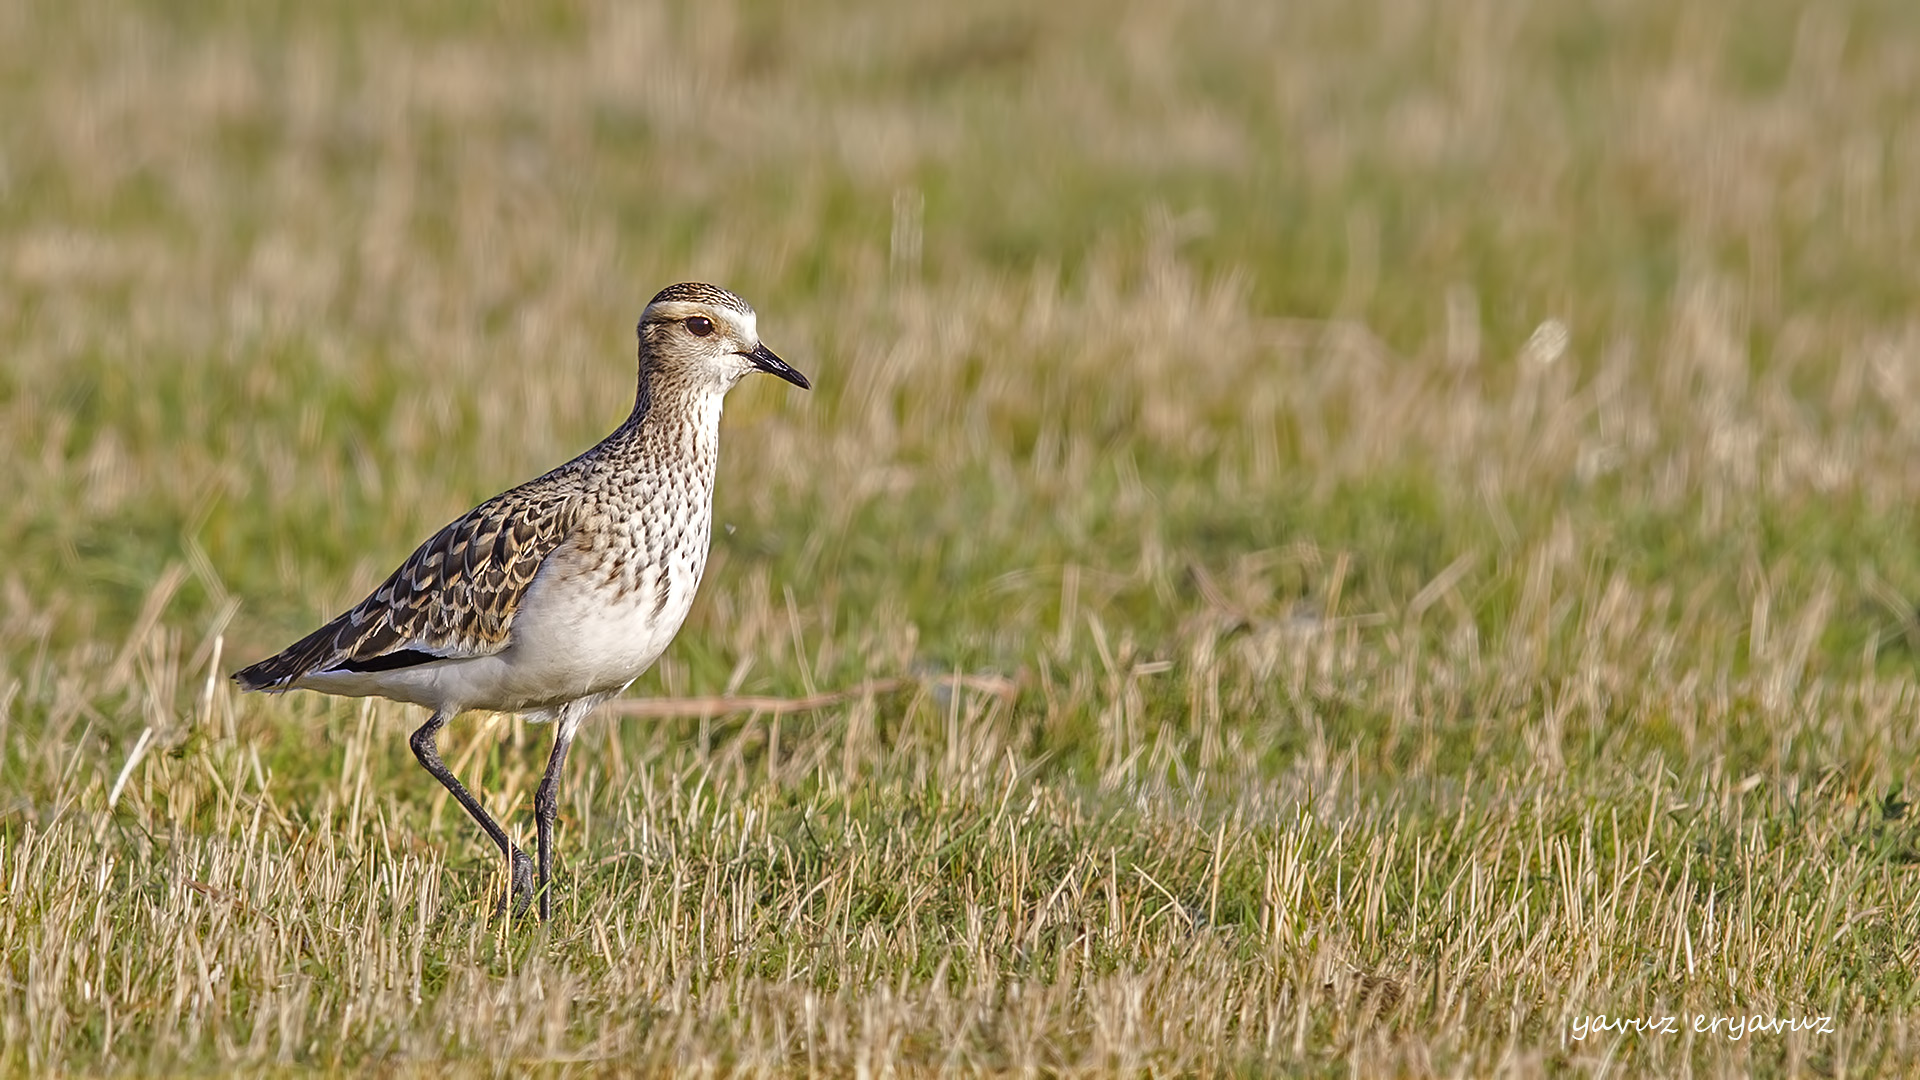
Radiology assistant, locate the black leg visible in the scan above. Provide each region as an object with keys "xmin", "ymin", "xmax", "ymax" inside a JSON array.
[
  {"xmin": 533, "ymin": 721, "xmax": 578, "ymax": 922},
  {"xmin": 409, "ymin": 710, "xmax": 533, "ymax": 917}
]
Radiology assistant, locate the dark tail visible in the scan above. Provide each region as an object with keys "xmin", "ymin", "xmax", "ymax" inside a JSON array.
[{"xmin": 231, "ymin": 620, "xmax": 346, "ymax": 692}]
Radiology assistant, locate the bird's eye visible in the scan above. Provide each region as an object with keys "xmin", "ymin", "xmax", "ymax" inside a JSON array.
[{"xmin": 686, "ymin": 316, "xmax": 715, "ymax": 337}]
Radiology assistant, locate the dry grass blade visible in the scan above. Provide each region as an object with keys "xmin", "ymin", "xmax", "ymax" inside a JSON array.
[{"xmin": 601, "ymin": 672, "xmax": 1024, "ymax": 718}]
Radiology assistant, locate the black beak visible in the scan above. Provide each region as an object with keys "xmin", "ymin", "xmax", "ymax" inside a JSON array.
[{"xmin": 745, "ymin": 342, "xmax": 810, "ymax": 389}]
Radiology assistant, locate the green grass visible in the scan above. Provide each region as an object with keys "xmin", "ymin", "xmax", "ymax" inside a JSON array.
[{"xmin": 7, "ymin": 0, "xmax": 1920, "ymax": 1073}]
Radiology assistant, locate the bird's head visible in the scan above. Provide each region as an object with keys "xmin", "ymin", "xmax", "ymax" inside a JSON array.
[{"xmin": 637, "ymin": 282, "xmax": 809, "ymax": 394}]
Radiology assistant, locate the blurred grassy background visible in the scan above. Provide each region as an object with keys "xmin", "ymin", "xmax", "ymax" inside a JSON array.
[{"xmin": 7, "ymin": 0, "xmax": 1920, "ymax": 1073}]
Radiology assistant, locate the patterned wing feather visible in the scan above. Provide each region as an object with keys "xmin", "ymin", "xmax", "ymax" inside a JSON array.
[{"xmin": 233, "ymin": 482, "xmax": 583, "ymax": 691}]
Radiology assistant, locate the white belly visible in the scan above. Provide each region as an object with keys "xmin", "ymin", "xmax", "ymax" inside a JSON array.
[
  {"xmin": 503, "ymin": 554, "xmax": 702, "ymax": 704},
  {"xmin": 480, "ymin": 536, "xmax": 708, "ymax": 711}
]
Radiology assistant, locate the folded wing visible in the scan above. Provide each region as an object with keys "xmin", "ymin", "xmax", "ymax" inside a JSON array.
[{"xmin": 233, "ymin": 483, "xmax": 583, "ymax": 691}]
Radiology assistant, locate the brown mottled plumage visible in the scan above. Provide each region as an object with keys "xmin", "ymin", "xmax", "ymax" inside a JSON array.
[
  {"xmin": 234, "ymin": 483, "xmax": 581, "ymax": 685},
  {"xmin": 233, "ymin": 282, "xmax": 809, "ymax": 921}
]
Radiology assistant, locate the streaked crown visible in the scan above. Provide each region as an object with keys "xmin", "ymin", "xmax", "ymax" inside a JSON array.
[{"xmin": 646, "ymin": 282, "xmax": 755, "ymax": 317}]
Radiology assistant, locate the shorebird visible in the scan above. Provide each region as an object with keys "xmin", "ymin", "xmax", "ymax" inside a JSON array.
[{"xmin": 232, "ymin": 282, "xmax": 809, "ymax": 920}]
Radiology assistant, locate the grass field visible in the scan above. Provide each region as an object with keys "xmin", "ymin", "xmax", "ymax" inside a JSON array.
[{"xmin": 6, "ymin": 0, "xmax": 1920, "ymax": 1074}]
